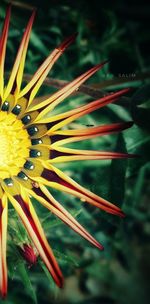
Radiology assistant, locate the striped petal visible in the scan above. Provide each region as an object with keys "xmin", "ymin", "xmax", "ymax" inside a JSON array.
[
  {"xmin": 48, "ymin": 146, "xmax": 135, "ymax": 163},
  {"xmin": 0, "ymin": 5, "xmax": 11, "ymax": 98},
  {"xmin": 3, "ymin": 10, "xmax": 35, "ymax": 102},
  {"xmin": 8, "ymin": 191, "xmax": 63, "ymax": 287},
  {"xmin": 0, "ymin": 194, "xmax": 8, "ymax": 298},
  {"xmin": 50, "ymin": 121, "xmax": 133, "ymax": 147},
  {"xmin": 19, "ymin": 33, "xmax": 77, "ymax": 104},
  {"xmin": 28, "ymin": 61, "xmax": 107, "ymax": 116},
  {"xmin": 30, "ymin": 185, "xmax": 103, "ymax": 250},
  {"xmin": 39, "ymin": 88, "xmax": 129, "ymax": 128},
  {"xmin": 32, "ymin": 164, "xmax": 125, "ymax": 217}
]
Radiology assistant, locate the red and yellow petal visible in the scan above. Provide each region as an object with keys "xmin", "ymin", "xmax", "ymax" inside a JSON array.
[
  {"xmin": 3, "ymin": 10, "xmax": 35, "ymax": 102},
  {"xmin": 28, "ymin": 62, "xmax": 107, "ymax": 116},
  {"xmin": 19, "ymin": 33, "xmax": 77, "ymax": 104},
  {"xmin": 48, "ymin": 146, "xmax": 135, "ymax": 163},
  {"xmin": 0, "ymin": 194, "xmax": 8, "ymax": 298},
  {"xmin": 30, "ymin": 185, "xmax": 104, "ymax": 250},
  {"xmin": 50, "ymin": 121, "xmax": 133, "ymax": 146},
  {"xmin": 32, "ymin": 164, "xmax": 125, "ymax": 217},
  {"xmin": 7, "ymin": 190, "xmax": 63, "ymax": 288},
  {"xmin": 38, "ymin": 88, "xmax": 129, "ymax": 127},
  {"xmin": 0, "ymin": 5, "xmax": 11, "ymax": 98}
]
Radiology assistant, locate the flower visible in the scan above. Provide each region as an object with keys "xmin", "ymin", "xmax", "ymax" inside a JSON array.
[{"xmin": 0, "ymin": 6, "xmax": 134, "ymax": 297}]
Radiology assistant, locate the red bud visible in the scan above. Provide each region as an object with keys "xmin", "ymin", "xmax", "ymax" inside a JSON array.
[{"xmin": 20, "ymin": 244, "xmax": 37, "ymax": 265}]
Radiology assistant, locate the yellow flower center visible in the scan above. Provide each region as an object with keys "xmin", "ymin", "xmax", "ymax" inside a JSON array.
[{"xmin": 0, "ymin": 111, "xmax": 31, "ymax": 179}]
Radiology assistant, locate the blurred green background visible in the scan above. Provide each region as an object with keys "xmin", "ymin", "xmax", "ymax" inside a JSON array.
[{"xmin": 0, "ymin": 0, "xmax": 150, "ymax": 303}]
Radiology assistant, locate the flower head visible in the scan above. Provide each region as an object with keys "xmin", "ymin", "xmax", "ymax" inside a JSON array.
[{"xmin": 0, "ymin": 6, "xmax": 134, "ymax": 297}]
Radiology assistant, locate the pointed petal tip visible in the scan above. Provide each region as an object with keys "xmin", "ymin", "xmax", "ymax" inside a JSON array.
[
  {"xmin": 1, "ymin": 291, "xmax": 7, "ymax": 299},
  {"xmin": 103, "ymin": 59, "xmax": 109, "ymax": 65},
  {"xmin": 110, "ymin": 208, "xmax": 125, "ymax": 218},
  {"xmin": 57, "ymin": 275, "xmax": 64, "ymax": 288},
  {"xmin": 82, "ymin": 60, "xmax": 108, "ymax": 77},
  {"xmin": 119, "ymin": 211, "xmax": 126, "ymax": 218},
  {"xmin": 0, "ymin": 282, "xmax": 7, "ymax": 299},
  {"xmin": 119, "ymin": 87, "xmax": 131, "ymax": 94},
  {"xmin": 59, "ymin": 32, "xmax": 78, "ymax": 51},
  {"xmin": 127, "ymin": 153, "xmax": 140, "ymax": 158},
  {"xmin": 6, "ymin": 3, "xmax": 12, "ymax": 11},
  {"xmin": 97, "ymin": 243, "xmax": 104, "ymax": 251},
  {"xmin": 113, "ymin": 121, "xmax": 134, "ymax": 133},
  {"xmin": 30, "ymin": 8, "xmax": 36, "ymax": 20},
  {"xmin": 95, "ymin": 60, "xmax": 108, "ymax": 69},
  {"xmin": 26, "ymin": 8, "xmax": 36, "ymax": 24},
  {"xmin": 69, "ymin": 31, "xmax": 78, "ymax": 40},
  {"xmin": 108, "ymin": 88, "xmax": 131, "ymax": 98},
  {"xmin": 126, "ymin": 121, "xmax": 134, "ymax": 128}
]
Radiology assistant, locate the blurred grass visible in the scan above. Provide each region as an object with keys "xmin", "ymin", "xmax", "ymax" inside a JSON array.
[{"xmin": 0, "ymin": 0, "xmax": 150, "ymax": 303}]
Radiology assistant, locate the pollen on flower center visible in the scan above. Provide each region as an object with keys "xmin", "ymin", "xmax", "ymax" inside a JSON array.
[{"xmin": 0, "ymin": 111, "xmax": 31, "ymax": 179}]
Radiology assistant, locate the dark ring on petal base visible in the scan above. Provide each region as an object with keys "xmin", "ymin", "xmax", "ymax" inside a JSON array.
[
  {"xmin": 12, "ymin": 104, "xmax": 22, "ymax": 115},
  {"xmin": 1, "ymin": 101, "xmax": 9, "ymax": 111},
  {"xmin": 3, "ymin": 178, "xmax": 13, "ymax": 186},
  {"xmin": 31, "ymin": 138, "xmax": 43, "ymax": 145},
  {"xmin": 27, "ymin": 126, "xmax": 39, "ymax": 136},
  {"xmin": 24, "ymin": 160, "xmax": 35, "ymax": 170},
  {"xmin": 17, "ymin": 171, "xmax": 29, "ymax": 180},
  {"xmin": 21, "ymin": 115, "xmax": 31, "ymax": 125},
  {"xmin": 30, "ymin": 149, "xmax": 41, "ymax": 157}
]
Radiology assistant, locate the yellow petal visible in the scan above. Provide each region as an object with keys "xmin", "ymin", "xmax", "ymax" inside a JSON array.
[
  {"xmin": 28, "ymin": 62, "xmax": 107, "ymax": 117},
  {"xmin": 19, "ymin": 33, "xmax": 77, "ymax": 104},
  {"xmin": 3, "ymin": 11, "xmax": 35, "ymax": 102},
  {"xmin": 0, "ymin": 6, "xmax": 11, "ymax": 98}
]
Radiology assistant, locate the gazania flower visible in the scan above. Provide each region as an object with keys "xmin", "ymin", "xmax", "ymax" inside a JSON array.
[{"xmin": 0, "ymin": 6, "xmax": 134, "ymax": 297}]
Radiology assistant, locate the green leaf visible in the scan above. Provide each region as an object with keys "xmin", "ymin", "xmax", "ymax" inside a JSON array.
[
  {"xmin": 131, "ymin": 107, "xmax": 150, "ymax": 131},
  {"xmin": 131, "ymin": 84, "xmax": 150, "ymax": 106},
  {"xmin": 131, "ymin": 85, "xmax": 150, "ymax": 131},
  {"xmin": 30, "ymin": 32, "xmax": 48, "ymax": 56},
  {"xmin": 53, "ymin": 249, "xmax": 79, "ymax": 267},
  {"xmin": 132, "ymin": 162, "xmax": 150, "ymax": 207},
  {"xmin": 17, "ymin": 262, "xmax": 37, "ymax": 304},
  {"xmin": 39, "ymin": 260, "xmax": 59, "ymax": 296}
]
